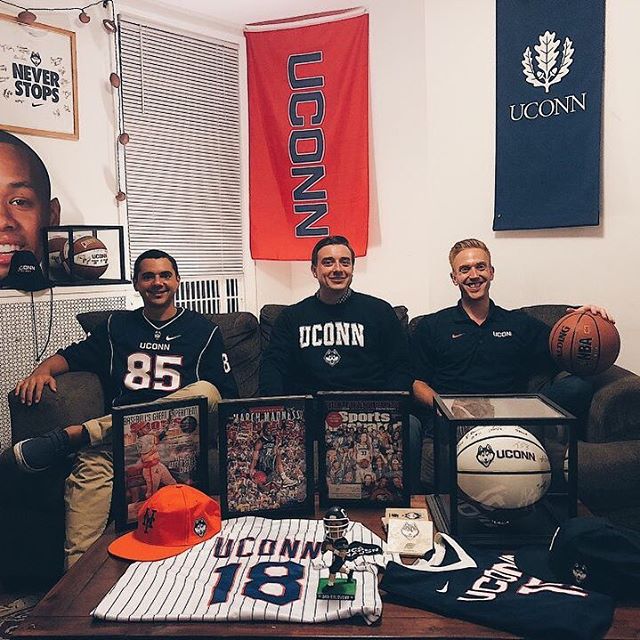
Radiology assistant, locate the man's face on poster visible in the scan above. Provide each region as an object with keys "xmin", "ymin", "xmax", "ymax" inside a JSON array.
[{"xmin": 0, "ymin": 142, "xmax": 60, "ymax": 280}]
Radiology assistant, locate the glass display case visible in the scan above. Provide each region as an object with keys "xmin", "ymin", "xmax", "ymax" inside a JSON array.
[{"xmin": 427, "ymin": 393, "xmax": 576, "ymax": 545}]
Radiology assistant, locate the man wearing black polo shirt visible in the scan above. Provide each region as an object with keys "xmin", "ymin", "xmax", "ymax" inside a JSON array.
[{"xmin": 411, "ymin": 239, "xmax": 612, "ymax": 472}]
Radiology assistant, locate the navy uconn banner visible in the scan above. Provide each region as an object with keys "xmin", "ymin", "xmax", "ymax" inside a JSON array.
[{"xmin": 494, "ymin": 0, "xmax": 605, "ymax": 230}]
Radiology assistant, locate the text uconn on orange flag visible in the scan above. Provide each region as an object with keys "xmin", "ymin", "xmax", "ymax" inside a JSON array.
[{"xmin": 246, "ymin": 9, "xmax": 369, "ymax": 260}]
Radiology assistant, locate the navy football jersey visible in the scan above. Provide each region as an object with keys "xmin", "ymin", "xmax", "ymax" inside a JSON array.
[
  {"xmin": 60, "ymin": 308, "xmax": 237, "ymax": 406},
  {"xmin": 380, "ymin": 533, "xmax": 614, "ymax": 640}
]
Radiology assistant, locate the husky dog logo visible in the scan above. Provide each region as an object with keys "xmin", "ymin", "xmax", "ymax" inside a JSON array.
[
  {"xmin": 572, "ymin": 562, "xmax": 588, "ymax": 585},
  {"xmin": 324, "ymin": 348, "xmax": 341, "ymax": 367},
  {"xmin": 194, "ymin": 518, "xmax": 207, "ymax": 537},
  {"xmin": 30, "ymin": 51, "xmax": 41, "ymax": 67},
  {"xmin": 522, "ymin": 31, "xmax": 574, "ymax": 93},
  {"xmin": 476, "ymin": 444, "xmax": 495, "ymax": 468},
  {"xmin": 401, "ymin": 522, "xmax": 419, "ymax": 539}
]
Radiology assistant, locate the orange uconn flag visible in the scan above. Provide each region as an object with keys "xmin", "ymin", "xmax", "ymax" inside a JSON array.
[{"xmin": 246, "ymin": 9, "xmax": 369, "ymax": 260}]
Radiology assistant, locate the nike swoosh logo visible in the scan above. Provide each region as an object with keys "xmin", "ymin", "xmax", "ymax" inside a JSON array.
[
  {"xmin": 451, "ymin": 333, "xmax": 464, "ymax": 339},
  {"xmin": 166, "ymin": 335, "xmax": 181, "ymax": 341},
  {"xmin": 32, "ymin": 102, "xmax": 44, "ymax": 107},
  {"xmin": 436, "ymin": 581, "xmax": 449, "ymax": 593}
]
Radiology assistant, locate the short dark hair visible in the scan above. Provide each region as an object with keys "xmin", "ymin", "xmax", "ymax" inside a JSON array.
[
  {"xmin": 133, "ymin": 250, "xmax": 179, "ymax": 280},
  {"xmin": 0, "ymin": 129, "xmax": 52, "ymax": 204},
  {"xmin": 311, "ymin": 236, "xmax": 355, "ymax": 266}
]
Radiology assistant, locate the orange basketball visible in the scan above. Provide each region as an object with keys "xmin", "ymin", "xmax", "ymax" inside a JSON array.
[
  {"xmin": 47, "ymin": 236, "xmax": 67, "ymax": 275},
  {"xmin": 549, "ymin": 311, "xmax": 620, "ymax": 376}
]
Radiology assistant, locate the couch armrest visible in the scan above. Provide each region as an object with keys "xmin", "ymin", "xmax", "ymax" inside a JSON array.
[
  {"xmin": 578, "ymin": 440, "xmax": 640, "ymax": 514},
  {"xmin": 8, "ymin": 371, "xmax": 106, "ymax": 444},
  {"xmin": 585, "ymin": 365, "xmax": 640, "ymax": 442}
]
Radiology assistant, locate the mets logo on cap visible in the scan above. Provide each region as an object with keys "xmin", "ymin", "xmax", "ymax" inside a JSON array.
[{"xmin": 108, "ymin": 484, "xmax": 221, "ymax": 561}]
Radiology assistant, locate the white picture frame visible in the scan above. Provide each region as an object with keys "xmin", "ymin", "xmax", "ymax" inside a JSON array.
[{"xmin": 0, "ymin": 13, "xmax": 79, "ymax": 140}]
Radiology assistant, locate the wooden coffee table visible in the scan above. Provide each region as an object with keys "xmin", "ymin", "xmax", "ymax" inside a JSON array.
[{"xmin": 12, "ymin": 497, "xmax": 640, "ymax": 639}]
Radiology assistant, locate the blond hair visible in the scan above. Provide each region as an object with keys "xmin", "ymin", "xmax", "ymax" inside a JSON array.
[{"xmin": 448, "ymin": 239, "xmax": 491, "ymax": 269}]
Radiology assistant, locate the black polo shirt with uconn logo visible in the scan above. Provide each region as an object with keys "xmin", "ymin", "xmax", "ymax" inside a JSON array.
[{"xmin": 411, "ymin": 301, "xmax": 555, "ymax": 394}]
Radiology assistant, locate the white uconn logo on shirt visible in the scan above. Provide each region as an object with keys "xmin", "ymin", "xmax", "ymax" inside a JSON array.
[{"xmin": 299, "ymin": 322, "xmax": 365, "ymax": 348}]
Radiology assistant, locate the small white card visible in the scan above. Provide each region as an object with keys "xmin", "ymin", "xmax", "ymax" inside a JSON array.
[
  {"xmin": 385, "ymin": 518, "xmax": 433, "ymax": 556},
  {"xmin": 382, "ymin": 507, "xmax": 431, "ymax": 531}
]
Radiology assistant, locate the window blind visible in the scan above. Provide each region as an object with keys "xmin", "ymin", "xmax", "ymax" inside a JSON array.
[{"xmin": 118, "ymin": 19, "xmax": 243, "ymax": 279}]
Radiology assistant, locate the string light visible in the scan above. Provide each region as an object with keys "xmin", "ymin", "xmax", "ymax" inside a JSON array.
[
  {"xmin": 0, "ymin": 0, "xmax": 128, "ymax": 201},
  {"xmin": 17, "ymin": 10, "xmax": 36, "ymax": 24}
]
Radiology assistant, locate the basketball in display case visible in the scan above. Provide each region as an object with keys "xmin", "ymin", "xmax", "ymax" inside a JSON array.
[
  {"xmin": 429, "ymin": 394, "xmax": 577, "ymax": 546},
  {"xmin": 456, "ymin": 425, "xmax": 551, "ymax": 524},
  {"xmin": 43, "ymin": 225, "xmax": 128, "ymax": 285}
]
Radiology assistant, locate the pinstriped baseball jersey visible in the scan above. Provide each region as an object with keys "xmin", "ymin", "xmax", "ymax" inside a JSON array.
[{"xmin": 93, "ymin": 516, "xmax": 387, "ymax": 624}]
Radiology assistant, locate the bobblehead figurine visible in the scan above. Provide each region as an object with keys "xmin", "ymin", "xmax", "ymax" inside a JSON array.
[{"xmin": 317, "ymin": 506, "xmax": 383, "ymax": 600}]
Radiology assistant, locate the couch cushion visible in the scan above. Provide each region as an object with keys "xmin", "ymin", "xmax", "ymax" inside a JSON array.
[{"xmin": 76, "ymin": 310, "xmax": 261, "ymax": 398}]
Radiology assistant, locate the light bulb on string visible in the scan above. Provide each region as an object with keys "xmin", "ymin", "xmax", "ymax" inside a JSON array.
[
  {"xmin": 115, "ymin": 191, "xmax": 127, "ymax": 202},
  {"xmin": 17, "ymin": 10, "xmax": 36, "ymax": 25},
  {"xmin": 109, "ymin": 72, "xmax": 121, "ymax": 88},
  {"xmin": 79, "ymin": 11, "xmax": 90, "ymax": 23}
]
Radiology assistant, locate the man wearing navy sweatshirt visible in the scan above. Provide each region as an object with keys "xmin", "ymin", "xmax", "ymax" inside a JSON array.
[{"xmin": 259, "ymin": 236, "xmax": 413, "ymax": 396}]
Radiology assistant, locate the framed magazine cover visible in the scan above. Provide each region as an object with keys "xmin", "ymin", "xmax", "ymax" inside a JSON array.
[
  {"xmin": 112, "ymin": 396, "xmax": 208, "ymax": 531},
  {"xmin": 317, "ymin": 391, "xmax": 410, "ymax": 507},
  {"xmin": 218, "ymin": 396, "xmax": 314, "ymax": 518}
]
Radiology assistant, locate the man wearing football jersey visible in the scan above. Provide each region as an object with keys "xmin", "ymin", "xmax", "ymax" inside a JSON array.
[
  {"xmin": 259, "ymin": 235, "xmax": 413, "ymax": 396},
  {"xmin": 1, "ymin": 249, "xmax": 237, "ymax": 568}
]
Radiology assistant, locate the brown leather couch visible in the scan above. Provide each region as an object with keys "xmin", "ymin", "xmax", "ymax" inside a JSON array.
[{"xmin": 4, "ymin": 304, "xmax": 640, "ymax": 586}]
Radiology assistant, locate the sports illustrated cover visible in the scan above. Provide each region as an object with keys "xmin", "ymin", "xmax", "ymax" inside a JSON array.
[
  {"xmin": 218, "ymin": 396, "xmax": 314, "ymax": 518},
  {"xmin": 112, "ymin": 397, "xmax": 207, "ymax": 530},
  {"xmin": 318, "ymin": 392, "xmax": 410, "ymax": 507}
]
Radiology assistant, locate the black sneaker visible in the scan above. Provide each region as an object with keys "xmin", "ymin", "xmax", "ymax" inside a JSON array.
[{"xmin": 10, "ymin": 429, "xmax": 72, "ymax": 473}]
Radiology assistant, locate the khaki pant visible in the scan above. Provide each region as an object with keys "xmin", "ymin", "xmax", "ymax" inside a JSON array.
[{"xmin": 64, "ymin": 381, "xmax": 222, "ymax": 569}]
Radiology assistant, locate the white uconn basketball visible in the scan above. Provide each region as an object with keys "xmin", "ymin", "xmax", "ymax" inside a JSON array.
[{"xmin": 456, "ymin": 426, "xmax": 551, "ymax": 512}]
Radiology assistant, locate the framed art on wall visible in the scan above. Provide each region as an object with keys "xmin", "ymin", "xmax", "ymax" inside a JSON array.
[
  {"xmin": 317, "ymin": 391, "xmax": 410, "ymax": 508},
  {"xmin": 112, "ymin": 396, "xmax": 208, "ymax": 531},
  {"xmin": 0, "ymin": 13, "xmax": 79, "ymax": 140},
  {"xmin": 218, "ymin": 396, "xmax": 314, "ymax": 519}
]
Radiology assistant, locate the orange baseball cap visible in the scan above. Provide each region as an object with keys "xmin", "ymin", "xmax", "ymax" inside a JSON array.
[{"xmin": 108, "ymin": 484, "xmax": 221, "ymax": 561}]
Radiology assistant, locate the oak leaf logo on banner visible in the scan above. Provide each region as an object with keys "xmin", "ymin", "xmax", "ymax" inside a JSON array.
[{"xmin": 522, "ymin": 31, "xmax": 574, "ymax": 93}]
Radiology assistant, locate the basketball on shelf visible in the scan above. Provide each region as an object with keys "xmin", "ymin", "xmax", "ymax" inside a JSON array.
[
  {"xmin": 47, "ymin": 236, "xmax": 67, "ymax": 275},
  {"xmin": 456, "ymin": 426, "xmax": 551, "ymax": 519},
  {"xmin": 63, "ymin": 235, "xmax": 109, "ymax": 279},
  {"xmin": 549, "ymin": 311, "xmax": 620, "ymax": 376}
]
